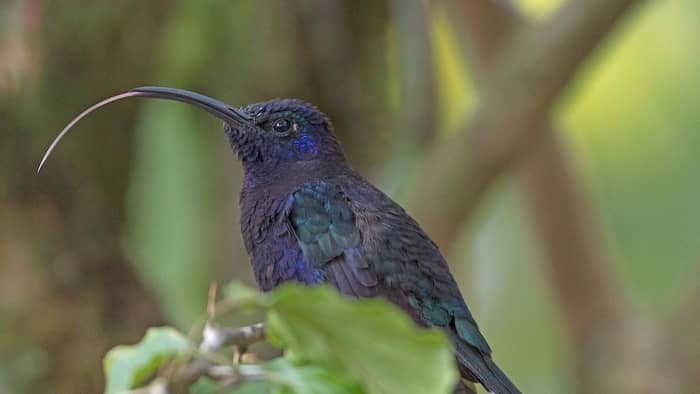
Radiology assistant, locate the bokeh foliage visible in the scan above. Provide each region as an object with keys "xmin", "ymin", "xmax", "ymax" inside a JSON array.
[
  {"xmin": 0, "ymin": 0, "xmax": 698, "ymax": 393},
  {"xmin": 104, "ymin": 283, "xmax": 457, "ymax": 394}
]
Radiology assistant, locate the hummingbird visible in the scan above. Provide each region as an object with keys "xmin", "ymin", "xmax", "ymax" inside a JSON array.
[{"xmin": 39, "ymin": 87, "xmax": 520, "ymax": 394}]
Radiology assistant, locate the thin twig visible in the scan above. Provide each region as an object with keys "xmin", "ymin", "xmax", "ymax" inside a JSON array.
[
  {"xmin": 160, "ymin": 322, "xmax": 266, "ymax": 392},
  {"xmin": 200, "ymin": 322, "xmax": 265, "ymax": 352},
  {"xmin": 207, "ymin": 282, "xmax": 218, "ymax": 318}
]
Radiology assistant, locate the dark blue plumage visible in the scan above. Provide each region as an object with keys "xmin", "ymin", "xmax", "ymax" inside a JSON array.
[{"xmin": 228, "ymin": 98, "xmax": 520, "ymax": 394}]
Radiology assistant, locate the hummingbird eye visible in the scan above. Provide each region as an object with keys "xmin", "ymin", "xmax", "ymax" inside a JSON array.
[{"xmin": 271, "ymin": 118, "xmax": 292, "ymax": 135}]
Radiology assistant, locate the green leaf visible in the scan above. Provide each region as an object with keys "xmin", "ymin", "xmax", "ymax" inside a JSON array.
[
  {"xmin": 191, "ymin": 377, "xmax": 271, "ymax": 394},
  {"xmin": 103, "ymin": 327, "xmax": 191, "ymax": 394},
  {"xmin": 265, "ymin": 358, "xmax": 364, "ymax": 394},
  {"xmin": 189, "ymin": 358, "xmax": 361, "ymax": 394},
  {"xmin": 265, "ymin": 284, "xmax": 458, "ymax": 394}
]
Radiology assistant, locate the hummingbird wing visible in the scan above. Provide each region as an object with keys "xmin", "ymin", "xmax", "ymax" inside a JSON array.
[
  {"xmin": 286, "ymin": 181, "xmax": 378, "ymax": 297},
  {"xmin": 286, "ymin": 179, "xmax": 519, "ymax": 393}
]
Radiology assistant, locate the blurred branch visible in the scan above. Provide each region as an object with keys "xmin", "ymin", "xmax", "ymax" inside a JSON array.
[
  {"xmin": 293, "ymin": 0, "xmax": 362, "ymax": 112},
  {"xmin": 441, "ymin": 0, "xmax": 692, "ymax": 392},
  {"xmin": 387, "ymin": 0, "xmax": 436, "ymax": 146},
  {"xmin": 199, "ymin": 322, "xmax": 265, "ymax": 352},
  {"xmin": 432, "ymin": 0, "xmax": 677, "ymax": 392},
  {"xmin": 518, "ymin": 137, "xmax": 638, "ymax": 391},
  {"xmin": 449, "ymin": 0, "xmax": 520, "ymax": 73},
  {"xmin": 292, "ymin": 0, "xmax": 387, "ymax": 165},
  {"xmin": 409, "ymin": 0, "xmax": 641, "ymax": 248},
  {"xmin": 668, "ymin": 266, "xmax": 700, "ymax": 387},
  {"xmin": 164, "ymin": 322, "xmax": 266, "ymax": 393},
  {"xmin": 0, "ymin": 0, "xmax": 42, "ymax": 94},
  {"xmin": 295, "ymin": 0, "xmax": 434, "ymax": 178},
  {"xmin": 377, "ymin": 0, "xmax": 437, "ymax": 191},
  {"xmin": 677, "ymin": 270, "xmax": 700, "ymax": 321},
  {"xmin": 447, "ymin": 0, "xmax": 627, "ymax": 368},
  {"xmin": 518, "ymin": 135, "xmax": 623, "ymax": 342}
]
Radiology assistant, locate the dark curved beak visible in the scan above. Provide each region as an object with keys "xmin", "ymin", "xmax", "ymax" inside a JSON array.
[
  {"xmin": 38, "ymin": 86, "xmax": 252, "ymax": 173},
  {"xmin": 129, "ymin": 86, "xmax": 252, "ymax": 126}
]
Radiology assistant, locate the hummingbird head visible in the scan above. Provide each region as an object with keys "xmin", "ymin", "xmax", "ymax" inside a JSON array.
[
  {"xmin": 39, "ymin": 87, "xmax": 348, "ymax": 186},
  {"xmin": 228, "ymin": 98, "xmax": 346, "ymax": 183}
]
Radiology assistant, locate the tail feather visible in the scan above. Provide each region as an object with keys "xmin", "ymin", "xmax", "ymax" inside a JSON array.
[{"xmin": 447, "ymin": 330, "xmax": 520, "ymax": 394}]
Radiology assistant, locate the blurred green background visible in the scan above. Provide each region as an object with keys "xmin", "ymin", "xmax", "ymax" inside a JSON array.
[{"xmin": 1, "ymin": 0, "xmax": 698, "ymax": 393}]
